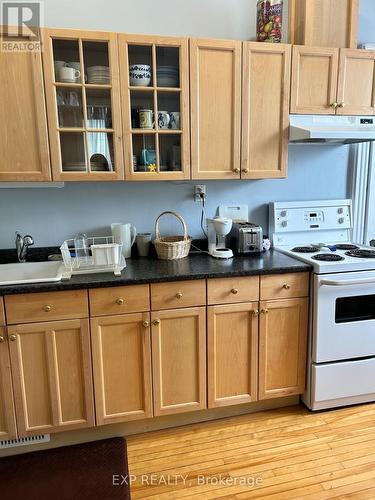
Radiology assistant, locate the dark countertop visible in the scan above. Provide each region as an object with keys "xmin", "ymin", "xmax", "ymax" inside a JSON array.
[{"xmin": 0, "ymin": 250, "xmax": 311, "ymax": 296}]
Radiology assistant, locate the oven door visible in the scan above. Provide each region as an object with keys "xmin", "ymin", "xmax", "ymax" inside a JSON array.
[{"xmin": 313, "ymin": 270, "xmax": 375, "ymax": 363}]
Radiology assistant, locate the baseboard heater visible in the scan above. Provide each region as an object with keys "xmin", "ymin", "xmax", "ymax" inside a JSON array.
[{"xmin": 0, "ymin": 434, "xmax": 50, "ymax": 449}]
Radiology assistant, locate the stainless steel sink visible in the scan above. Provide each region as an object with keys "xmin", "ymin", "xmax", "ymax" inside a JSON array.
[{"xmin": 0, "ymin": 261, "xmax": 63, "ymax": 286}]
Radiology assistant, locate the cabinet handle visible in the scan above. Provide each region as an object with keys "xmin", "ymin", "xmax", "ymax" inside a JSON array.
[
  {"xmin": 116, "ymin": 298, "xmax": 125, "ymax": 305},
  {"xmin": 242, "ymin": 169, "xmax": 249, "ymax": 174},
  {"xmin": 231, "ymin": 288, "xmax": 239, "ymax": 295},
  {"xmin": 337, "ymin": 102, "xmax": 345, "ymax": 108},
  {"xmin": 176, "ymin": 292, "xmax": 183, "ymax": 299},
  {"xmin": 142, "ymin": 320, "xmax": 149, "ymax": 328},
  {"xmin": 233, "ymin": 168, "xmax": 240, "ymax": 174},
  {"xmin": 283, "ymin": 284, "xmax": 291, "ymax": 290},
  {"xmin": 152, "ymin": 319, "xmax": 160, "ymax": 325},
  {"xmin": 261, "ymin": 308, "xmax": 269, "ymax": 314},
  {"xmin": 0, "ymin": 336, "xmax": 5, "ymax": 343},
  {"xmin": 44, "ymin": 304, "xmax": 52, "ymax": 312},
  {"xmin": 9, "ymin": 334, "xmax": 17, "ymax": 342},
  {"xmin": 253, "ymin": 309, "xmax": 259, "ymax": 316},
  {"xmin": 330, "ymin": 102, "xmax": 338, "ymax": 108}
]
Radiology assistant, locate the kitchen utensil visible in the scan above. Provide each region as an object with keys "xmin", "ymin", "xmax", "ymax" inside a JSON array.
[
  {"xmin": 87, "ymin": 66, "xmax": 110, "ymax": 84},
  {"xmin": 136, "ymin": 233, "xmax": 152, "ymax": 257},
  {"xmin": 140, "ymin": 148, "xmax": 156, "ymax": 167},
  {"xmin": 158, "ymin": 110, "xmax": 170, "ymax": 129},
  {"xmin": 169, "ymin": 111, "xmax": 180, "ymax": 129},
  {"xmin": 139, "ymin": 109, "xmax": 154, "ymax": 129},
  {"xmin": 74, "ymin": 233, "xmax": 89, "ymax": 259},
  {"xmin": 91, "ymin": 243, "xmax": 120, "ymax": 266},
  {"xmin": 58, "ymin": 66, "xmax": 81, "ymax": 83},
  {"xmin": 129, "ymin": 64, "xmax": 151, "ymax": 86},
  {"xmin": 229, "ymin": 222, "xmax": 264, "ymax": 254},
  {"xmin": 153, "ymin": 211, "xmax": 192, "ymax": 260},
  {"xmin": 54, "ymin": 60, "xmax": 67, "ymax": 76},
  {"xmin": 67, "ymin": 62, "xmax": 81, "ymax": 82},
  {"xmin": 111, "ymin": 223, "xmax": 137, "ymax": 258}
]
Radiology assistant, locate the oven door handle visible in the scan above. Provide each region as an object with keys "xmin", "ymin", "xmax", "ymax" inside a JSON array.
[{"xmin": 320, "ymin": 278, "xmax": 375, "ymax": 287}]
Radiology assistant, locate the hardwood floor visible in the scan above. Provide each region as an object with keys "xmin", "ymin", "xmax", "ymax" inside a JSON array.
[{"xmin": 127, "ymin": 403, "xmax": 375, "ymax": 499}]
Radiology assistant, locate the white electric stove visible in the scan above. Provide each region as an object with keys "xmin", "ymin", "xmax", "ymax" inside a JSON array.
[{"xmin": 270, "ymin": 199, "xmax": 375, "ymax": 411}]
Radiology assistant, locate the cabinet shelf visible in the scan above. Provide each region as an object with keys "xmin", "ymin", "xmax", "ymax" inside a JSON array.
[
  {"xmin": 128, "ymin": 86, "xmax": 181, "ymax": 92},
  {"xmin": 131, "ymin": 128, "xmax": 182, "ymax": 134}
]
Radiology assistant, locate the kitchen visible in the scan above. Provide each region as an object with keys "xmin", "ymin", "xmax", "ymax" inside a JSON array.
[{"xmin": 1, "ymin": 0, "xmax": 375, "ymax": 498}]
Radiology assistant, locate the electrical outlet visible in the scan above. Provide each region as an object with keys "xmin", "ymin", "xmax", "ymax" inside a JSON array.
[{"xmin": 194, "ymin": 185, "xmax": 207, "ymax": 202}]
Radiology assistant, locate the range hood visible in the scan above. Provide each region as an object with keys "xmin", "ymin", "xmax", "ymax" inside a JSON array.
[{"xmin": 289, "ymin": 115, "xmax": 375, "ymax": 144}]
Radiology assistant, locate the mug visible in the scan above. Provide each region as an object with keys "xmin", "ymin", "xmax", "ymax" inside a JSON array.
[
  {"xmin": 54, "ymin": 60, "xmax": 67, "ymax": 75},
  {"xmin": 170, "ymin": 111, "xmax": 180, "ymax": 130},
  {"xmin": 158, "ymin": 110, "xmax": 170, "ymax": 129},
  {"xmin": 111, "ymin": 223, "xmax": 137, "ymax": 259},
  {"xmin": 140, "ymin": 148, "xmax": 156, "ymax": 166},
  {"xmin": 67, "ymin": 62, "xmax": 81, "ymax": 82},
  {"xmin": 139, "ymin": 109, "xmax": 154, "ymax": 129},
  {"xmin": 136, "ymin": 233, "xmax": 152, "ymax": 257},
  {"xmin": 58, "ymin": 66, "xmax": 81, "ymax": 83}
]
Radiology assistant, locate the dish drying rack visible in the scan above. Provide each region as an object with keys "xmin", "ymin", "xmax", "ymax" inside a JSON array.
[{"xmin": 60, "ymin": 236, "xmax": 126, "ymax": 279}]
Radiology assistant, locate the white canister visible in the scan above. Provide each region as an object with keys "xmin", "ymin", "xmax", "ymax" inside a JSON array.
[{"xmin": 111, "ymin": 223, "xmax": 137, "ymax": 258}]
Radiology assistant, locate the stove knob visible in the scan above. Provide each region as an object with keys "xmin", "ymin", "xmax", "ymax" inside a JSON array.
[
  {"xmin": 338, "ymin": 208, "xmax": 344, "ymax": 214},
  {"xmin": 338, "ymin": 217, "xmax": 344, "ymax": 224},
  {"xmin": 280, "ymin": 210, "xmax": 287, "ymax": 217},
  {"xmin": 281, "ymin": 221, "xmax": 288, "ymax": 227}
]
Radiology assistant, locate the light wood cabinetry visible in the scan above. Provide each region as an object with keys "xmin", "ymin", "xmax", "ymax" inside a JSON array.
[
  {"xmin": 289, "ymin": 0, "xmax": 358, "ymax": 49},
  {"xmin": 89, "ymin": 284, "xmax": 149, "ymax": 316},
  {"xmin": 260, "ymin": 272, "xmax": 309, "ymax": 300},
  {"xmin": 119, "ymin": 34, "xmax": 190, "ymax": 180},
  {"xmin": 151, "ymin": 279, "xmax": 206, "ymax": 310},
  {"xmin": 8, "ymin": 319, "xmax": 94, "ymax": 436},
  {"xmin": 207, "ymin": 276, "xmax": 259, "ymax": 305},
  {"xmin": 242, "ymin": 43, "xmax": 290, "ymax": 179},
  {"xmin": 208, "ymin": 303, "xmax": 258, "ymax": 408},
  {"xmin": 190, "ymin": 38, "xmax": 242, "ymax": 179},
  {"xmin": 292, "ymin": 46, "xmax": 375, "ymax": 115},
  {"xmin": 258, "ymin": 298, "xmax": 308, "ymax": 400},
  {"xmin": 151, "ymin": 307, "xmax": 206, "ymax": 416},
  {"xmin": 0, "ymin": 327, "xmax": 17, "ymax": 440},
  {"xmin": 0, "ymin": 298, "xmax": 5, "ymax": 326},
  {"xmin": 0, "ymin": 46, "xmax": 50, "ymax": 181},
  {"xmin": 91, "ymin": 313, "xmax": 152, "ymax": 424},
  {"xmin": 42, "ymin": 28, "xmax": 124, "ymax": 181}
]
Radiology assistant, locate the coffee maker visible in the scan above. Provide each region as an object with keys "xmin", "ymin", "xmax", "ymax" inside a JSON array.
[{"xmin": 207, "ymin": 217, "xmax": 234, "ymax": 259}]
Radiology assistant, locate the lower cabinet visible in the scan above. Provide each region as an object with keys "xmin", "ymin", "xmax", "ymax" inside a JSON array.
[
  {"xmin": 7, "ymin": 319, "xmax": 95, "ymax": 436},
  {"xmin": 0, "ymin": 327, "xmax": 17, "ymax": 440},
  {"xmin": 258, "ymin": 298, "xmax": 309, "ymax": 400},
  {"xmin": 91, "ymin": 313, "xmax": 153, "ymax": 425},
  {"xmin": 151, "ymin": 307, "xmax": 206, "ymax": 416},
  {"xmin": 207, "ymin": 303, "xmax": 258, "ymax": 408}
]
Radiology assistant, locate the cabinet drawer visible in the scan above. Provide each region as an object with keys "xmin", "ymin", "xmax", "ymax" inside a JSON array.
[
  {"xmin": 5, "ymin": 290, "xmax": 89, "ymax": 324},
  {"xmin": 151, "ymin": 280, "xmax": 206, "ymax": 310},
  {"xmin": 89, "ymin": 285, "xmax": 150, "ymax": 316},
  {"xmin": 207, "ymin": 276, "xmax": 259, "ymax": 305},
  {"xmin": 0, "ymin": 297, "xmax": 5, "ymax": 326},
  {"xmin": 260, "ymin": 272, "xmax": 309, "ymax": 300}
]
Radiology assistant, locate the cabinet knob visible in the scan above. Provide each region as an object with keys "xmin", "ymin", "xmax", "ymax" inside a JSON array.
[
  {"xmin": 231, "ymin": 288, "xmax": 239, "ymax": 295},
  {"xmin": 330, "ymin": 102, "xmax": 338, "ymax": 108},
  {"xmin": 253, "ymin": 309, "xmax": 259, "ymax": 316},
  {"xmin": 152, "ymin": 319, "xmax": 160, "ymax": 326},
  {"xmin": 283, "ymin": 284, "xmax": 291, "ymax": 290},
  {"xmin": 261, "ymin": 308, "xmax": 269, "ymax": 314},
  {"xmin": 9, "ymin": 334, "xmax": 17, "ymax": 342},
  {"xmin": 337, "ymin": 102, "xmax": 345, "ymax": 108},
  {"xmin": 233, "ymin": 168, "xmax": 240, "ymax": 174},
  {"xmin": 0, "ymin": 336, "xmax": 5, "ymax": 343},
  {"xmin": 242, "ymin": 169, "xmax": 249, "ymax": 174},
  {"xmin": 44, "ymin": 304, "xmax": 52, "ymax": 312},
  {"xmin": 116, "ymin": 298, "xmax": 125, "ymax": 305},
  {"xmin": 142, "ymin": 320, "xmax": 149, "ymax": 328},
  {"xmin": 176, "ymin": 292, "xmax": 183, "ymax": 299}
]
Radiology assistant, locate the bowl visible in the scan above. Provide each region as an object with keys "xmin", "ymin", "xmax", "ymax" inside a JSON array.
[
  {"xmin": 129, "ymin": 65, "xmax": 152, "ymax": 86},
  {"xmin": 129, "ymin": 64, "xmax": 151, "ymax": 72}
]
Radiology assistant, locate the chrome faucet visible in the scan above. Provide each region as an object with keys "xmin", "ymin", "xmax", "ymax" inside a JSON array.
[{"xmin": 15, "ymin": 232, "xmax": 34, "ymax": 263}]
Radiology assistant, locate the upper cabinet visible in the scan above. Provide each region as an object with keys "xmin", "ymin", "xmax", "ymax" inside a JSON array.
[
  {"xmin": 291, "ymin": 46, "xmax": 375, "ymax": 115},
  {"xmin": 289, "ymin": 0, "xmax": 358, "ymax": 49},
  {"xmin": 42, "ymin": 28, "xmax": 124, "ymax": 181},
  {"xmin": 242, "ymin": 43, "xmax": 291, "ymax": 179},
  {"xmin": 0, "ymin": 39, "xmax": 50, "ymax": 181},
  {"xmin": 190, "ymin": 38, "xmax": 242, "ymax": 179},
  {"xmin": 118, "ymin": 34, "xmax": 190, "ymax": 180}
]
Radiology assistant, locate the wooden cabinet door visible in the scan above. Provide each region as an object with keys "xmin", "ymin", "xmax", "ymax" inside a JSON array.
[
  {"xmin": 0, "ymin": 328, "xmax": 17, "ymax": 440},
  {"xmin": 259, "ymin": 298, "xmax": 308, "ymax": 400},
  {"xmin": 190, "ymin": 39, "xmax": 241, "ymax": 179},
  {"xmin": 8, "ymin": 319, "xmax": 94, "ymax": 436},
  {"xmin": 336, "ymin": 49, "xmax": 375, "ymax": 115},
  {"xmin": 151, "ymin": 307, "xmax": 206, "ymax": 416},
  {"xmin": 208, "ymin": 303, "xmax": 258, "ymax": 408},
  {"xmin": 91, "ymin": 313, "xmax": 152, "ymax": 425},
  {"xmin": 0, "ymin": 48, "xmax": 50, "ymax": 180},
  {"xmin": 42, "ymin": 28, "xmax": 124, "ymax": 181},
  {"xmin": 291, "ymin": 46, "xmax": 339, "ymax": 114},
  {"xmin": 242, "ymin": 43, "xmax": 290, "ymax": 179}
]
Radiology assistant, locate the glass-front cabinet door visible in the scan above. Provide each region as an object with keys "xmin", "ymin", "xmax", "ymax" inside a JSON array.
[
  {"xmin": 118, "ymin": 34, "xmax": 190, "ymax": 180},
  {"xmin": 43, "ymin": 29, "xmax": 124, "ymax": 180}
]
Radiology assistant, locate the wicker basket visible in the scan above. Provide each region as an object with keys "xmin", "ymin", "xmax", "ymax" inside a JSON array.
[{"xmin": 153, "ymin": 211, "xmax": 192, "ymax": 260}]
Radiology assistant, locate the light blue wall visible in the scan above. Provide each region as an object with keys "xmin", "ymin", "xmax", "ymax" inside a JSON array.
[{"xmin": 0, "ymin": 0, "xmax": 372, "ymax": 248}]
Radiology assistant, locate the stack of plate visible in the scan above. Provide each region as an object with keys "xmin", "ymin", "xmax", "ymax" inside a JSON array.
[
  {"xmin": 87, "ymin": 66, "xmax": 110, "ymax": 84},
  {"xmin": 157, "ymin": 65, "xmax": 179, "ymax": 87},
  {"xmin": 63, "ymin": 162, "xmax": 87, "ymax": 172}
]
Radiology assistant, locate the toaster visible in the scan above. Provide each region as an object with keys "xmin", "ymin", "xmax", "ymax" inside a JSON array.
[{"xmin": 229, "ymin": 222, "xmax": 263, "ymax": 254}]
